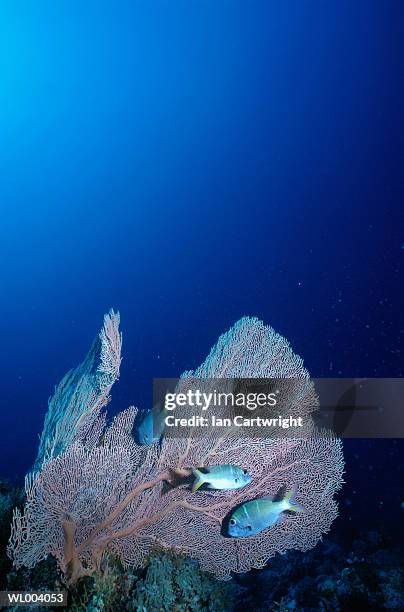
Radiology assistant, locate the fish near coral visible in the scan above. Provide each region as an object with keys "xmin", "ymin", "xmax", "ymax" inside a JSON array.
[
  {"xmin": 227, "ymin": 487, "xmax": 304, "ymax": 537},
  {"xmin": 192, "ymin": 465, "xmax": 251, "ymax": 492},
  {"xmin": 9, "ymin": 316, "xmax": 344, "ymax": 584},
  {"xmin": 136, "ymin": 405, "xmax": 166, "ymax": 445}
]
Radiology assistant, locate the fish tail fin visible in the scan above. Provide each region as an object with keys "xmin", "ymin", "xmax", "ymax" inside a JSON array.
[
  {"xmin": 192, "ymin": 468, "xmax": 206, "ymax": 493},
  {"xmin": 285, "ymin": 486, "xmax": 304, "ymax": 513}
]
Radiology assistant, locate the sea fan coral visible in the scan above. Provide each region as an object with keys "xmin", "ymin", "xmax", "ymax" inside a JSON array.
[
  {"xmin": 8, "ymin": 314, "xmax": 344, "ymax": 584},
  {"xmin": 34, "ymin": 310, "xmax": 122, "ymax": 469}
]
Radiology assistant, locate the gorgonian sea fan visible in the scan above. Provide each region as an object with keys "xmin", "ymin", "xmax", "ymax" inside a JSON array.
[
  {"xmin": 8, "ymin": 316, "xmax": 344, "ymax": 583},
  {"xmin": 33, "ymin": 310, "xmax": 122, "ymax": 470}
]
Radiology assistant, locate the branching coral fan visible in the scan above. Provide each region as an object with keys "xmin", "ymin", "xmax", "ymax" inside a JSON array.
[{"xmin": 8, "ymin": 311, "xmax": 344, "ymax": 584}]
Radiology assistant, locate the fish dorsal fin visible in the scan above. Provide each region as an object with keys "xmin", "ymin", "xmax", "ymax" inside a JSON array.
[
  {"xmin": 258, "ymin": 496, "xmax": 275, "ymax": 504},
  {"xmin": 272, "ymin": 484, "xmax": 287, "ymax": 503},
  {"xmin": 196, "ymin": 467, "xmax": 210, "ymax": 474}
]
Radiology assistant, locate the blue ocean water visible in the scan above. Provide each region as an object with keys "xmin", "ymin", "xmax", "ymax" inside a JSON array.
[{"xmin": 0, "ymin": 0, "xmax": 402, "ymax": 554}]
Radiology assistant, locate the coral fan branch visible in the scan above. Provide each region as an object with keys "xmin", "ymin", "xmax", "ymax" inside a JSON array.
[
  {"xmin": 8, "ymin": 316, "xmax": 344, "ymax": 584},
  {"xmin": 101, "ymin": 499, "xmax": 224, "ymax": 545},
  {"xmin": 78, "ymin": 471, "xmax": 170, "ymax": 552}
]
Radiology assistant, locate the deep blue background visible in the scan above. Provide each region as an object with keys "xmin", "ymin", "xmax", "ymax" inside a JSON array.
[{"xmin": 0, "ymin": 2, "xmax": 403, "ymax": 537}]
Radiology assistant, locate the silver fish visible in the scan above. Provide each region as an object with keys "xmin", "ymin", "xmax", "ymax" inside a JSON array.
[
  {"xmin": 136, "ymin": 405, "xmax": 166, "ymax": 445},
  {"xmin": 227, "ymin": 487, "xmax": 303, "ymax": 537},
  {"xmin": 192, "ymin": 464, "xmax": 251, "ymax": 492}
]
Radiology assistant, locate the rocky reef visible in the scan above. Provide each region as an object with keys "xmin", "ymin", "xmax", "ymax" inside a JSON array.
[
  {"xmin": 1, "ymin": 479, "xmax": 403, "ymax": 611},
  {"xmin": 234, "ymin": 531, "xmax": 404, "ymax": 611}
]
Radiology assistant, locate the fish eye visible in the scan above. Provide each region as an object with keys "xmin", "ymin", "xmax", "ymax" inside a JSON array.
[
  {"xmin": 230, "ymin": 519, "xmax": 236, "ymax": 526},
  {"xmin": 243, "ymin": 469, "xmax": 248, "ymax": 475},
  {"xmin": 247, "ymin": 525, "xmax": 252, "ymax": 531}
]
